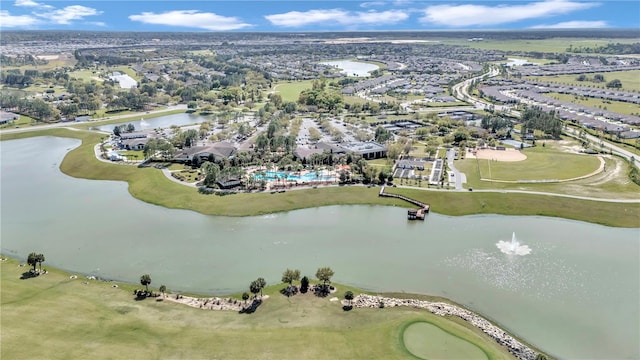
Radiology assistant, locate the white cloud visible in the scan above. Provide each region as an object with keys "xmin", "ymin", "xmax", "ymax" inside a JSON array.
[
  {"xmin": 129, "ymin": 10, "xmax": 251, "ymax": 31},
  {"xmin": 14, "ymin": 0, "xmax": 52, "ymax": 8},
  {"xmin": 265, "ymin": 9, "xmax": 409, "ymax": 27},
  {"xmin": 420, "ymin": 0, "xmax": 598, "ymax": 27},
  {"xmin": 531, "ymin": 20, "xmax": 608, "ymax": 28},
  {"xmin": 35, "ymin": 5, "xmax": 102, "ymax": 25},
  {"xmin": 0, "ymin": 10, "xmax": 39, "ymax": 27},
  {"xmin": 360, "ymin": 2, "xmax": 385, "ymax": 8}
]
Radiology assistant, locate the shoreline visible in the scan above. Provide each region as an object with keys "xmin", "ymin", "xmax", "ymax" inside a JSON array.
[
  {"xmin": 354, "ymin": 294, "xmax": 538, "ymax": 360},
  {"xmin": 1, "ymin": 254, "xmax": 549, "ymax": 359},
  {"xmin": 2, "ymin": 128, "xmax": 639, "ymax": 227}
]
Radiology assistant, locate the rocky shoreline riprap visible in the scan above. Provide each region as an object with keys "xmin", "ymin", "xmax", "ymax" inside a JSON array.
[{"xmin": 353, "ymin": 294, "xmax": 538, "ymax": 360}]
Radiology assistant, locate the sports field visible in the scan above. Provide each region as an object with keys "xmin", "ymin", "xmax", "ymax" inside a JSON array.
[
  {"xmin": 467, "ymin": 145, "xmax": 602, "ymax": 182},
  {"xmin": 272, "ymin": 80, "xmax": 314, "ymax": 102}
]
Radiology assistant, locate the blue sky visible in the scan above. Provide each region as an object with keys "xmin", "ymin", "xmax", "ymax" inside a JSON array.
[{"xmin": 1, "ymin": 0, "xmax": 638, "ymax": 31}]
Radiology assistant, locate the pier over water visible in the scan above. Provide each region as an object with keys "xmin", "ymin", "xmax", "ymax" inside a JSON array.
[{"xmin": 378, "ymin": 186, "xmax": 430, "ymax": 220}]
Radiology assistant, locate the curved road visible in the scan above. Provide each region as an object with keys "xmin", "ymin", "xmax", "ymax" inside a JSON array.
[{"xmin": 450, "ymin": 68, "xmax": 638, "ymax": 168}]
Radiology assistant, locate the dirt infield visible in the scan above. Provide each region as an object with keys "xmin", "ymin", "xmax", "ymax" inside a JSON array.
[{"xmin": 468, "ymin": 148, "xmax": 527, "ymax": 162}]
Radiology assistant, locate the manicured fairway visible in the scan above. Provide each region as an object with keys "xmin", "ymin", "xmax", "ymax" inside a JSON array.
[
  {"xmin": 403, "ymin": 321, "xmax": 488, "ymax": 360},
  {"xmin": 0, "ymin": 257, "xmax": 516, "ymax": 360}
]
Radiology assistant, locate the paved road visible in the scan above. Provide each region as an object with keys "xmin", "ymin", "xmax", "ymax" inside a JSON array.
[
  {"xmin": 395, "ymin": 184, "xmax": 640, "ymax": 203},
  {"xmin": 446, "ymin": 148, "xmax": 464, "ymax": 190},
  {"xmin": 449, "ymin": 70, "xmax": 638, "ymax": 168}
]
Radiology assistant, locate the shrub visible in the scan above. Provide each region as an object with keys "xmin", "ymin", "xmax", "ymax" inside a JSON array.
[
  {"xmin": 300, "ymin": 276, "xmax": 309, "ymax": 293},
  {"xmin": 280, "ymin": 285, "xmax": 299, "ymax": 297}
]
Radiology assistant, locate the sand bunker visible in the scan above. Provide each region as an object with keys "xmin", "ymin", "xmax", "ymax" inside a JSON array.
[{"xmin": 470, "ymin": 148, "xmax": 527, "ymax": 162}]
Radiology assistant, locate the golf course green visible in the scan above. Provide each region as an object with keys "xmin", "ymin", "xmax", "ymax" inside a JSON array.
[{"xmin": 403, "ymin": 321, "xmax": 489, "ymax": 360}]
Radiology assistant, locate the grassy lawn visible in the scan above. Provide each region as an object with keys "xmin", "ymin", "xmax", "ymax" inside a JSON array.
[
  {"xmin": 474, "ymin": 147, "xmax": 601, "ymax": 182},
  {"xmin": 173, "ymin": 169, "xmax": 202, "ymax": 183},
  {"xmin": 1, "ymin": 257, "xmax": 518, "ymax": 360},
  {"xmin": 119, "ymin": 150, "xmax": 144, "ymax": 160},
  {"xmin": 272, "ymin": 80, "xmax": 314, "ymax": 102},
  {"xmin": 544, "ymin": 92, "xmax": 640, "ymax": 116},
  {"xmin": 367, "ymin": 158, "xmax": 393, "ymax": 166},
  {"xmin": 111, "ymin": 66, "xmax": 142, "ymax": 82},
  {"xmin": 68, "ymin": 69, "xmax": 104, "ymax": 82},
  {"xmin": 402, "ymin": 321, "xmax": 488, "ymax": 359},
  {"xmin": 457, "ymin": 153, "xmax": 640, "ymax": 201},
  {"xmin": 0, "ymin": 115, "xmax": 35, "ymax": 129},
  {"xmin": 384, "ymin": 186, "xmax": 640, "ymax": 227},
  {"xmin": 526, "ymin": 70, "xmax": 640, "ymax": 92},
  {"xmin": 422, "ymin": 102, "xmax": 468, "ymax": 108}
]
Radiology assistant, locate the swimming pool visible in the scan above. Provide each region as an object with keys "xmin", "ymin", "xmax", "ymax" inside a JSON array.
[{"xmin": 253, "ymin": 171, "xmax": 335, "ymax": 182}]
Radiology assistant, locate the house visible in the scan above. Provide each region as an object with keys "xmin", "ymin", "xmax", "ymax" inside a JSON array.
[
  {"xmin": 338, "ymin": 141, "xmax": 388, "ymax": 160},
  {"xmin": 293, "ymin": 147, "xmax": 326, "ymax": 161},
  {"xmin": 0, "ymin": 111, "xmax": 18, "ymax": 125},
  {"xmin": 173, "ymin": 142, "xmax": 237, "ymax": 164},
  {"xmin": 121, "ymin": 138, "xmax": 150, "ymax": 150},
  {"xmin": 217, "ymin": 175, "xmax": 242, "ymax": 189}
]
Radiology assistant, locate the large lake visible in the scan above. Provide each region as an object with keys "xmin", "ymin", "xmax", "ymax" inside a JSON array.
[
  {"xmin": 320, "ymin": 60, "xmax": 379, "ymax": 77},
  {"xmin": 1, "ymin": 136, "xmax": 638, "ymax": 359}
]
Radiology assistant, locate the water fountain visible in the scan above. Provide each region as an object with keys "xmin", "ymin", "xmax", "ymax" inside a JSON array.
[{"xmin": 496, "ymin": 232, "xmax": 531, "ymax": 255}]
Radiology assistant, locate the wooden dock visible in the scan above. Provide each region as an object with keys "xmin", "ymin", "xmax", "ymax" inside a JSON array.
[{"xmin": 379, "ymin": 187, "xmax": 430, "ymax": 220}]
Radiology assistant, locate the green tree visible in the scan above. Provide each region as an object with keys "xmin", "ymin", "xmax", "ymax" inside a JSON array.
[
  {"xmin": 315, "ymin": 267, "xmax": 334, "ymax": 286},
  {"xmin": 606, "ymin": 79, "xmax": 622, "ymax": 89},
  {"xmin": 140, "ymin": 274, "xmax": 151, "ymax": 292},
  {"xmin": 242, "ymin": 292, "xmax": 250, "ymax": 305},
  {"xmin": 202, "ymin": 162, "xmax": 221, "ymax": 187},
  {"xmin": 281, "ymin": 269, "xmax": 301, "ymax": 285},
  {"xmin": 159, "ymin": 285, "xmax": 166, "ymax": 297}
]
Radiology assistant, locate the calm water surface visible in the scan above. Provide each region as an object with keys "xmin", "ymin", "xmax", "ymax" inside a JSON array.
[
  {"xmin": 319, "ymin": 60, "xmax": 379, "ymax": 77},
  {"xmin": 1, "ymin": 137, "xmax": 638, "ymax": 359},
  {"xmin": 94, "ymin": 113, "xmax": 211, "ymax": 132}
]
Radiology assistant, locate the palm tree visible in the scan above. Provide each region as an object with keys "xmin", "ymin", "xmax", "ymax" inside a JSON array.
[
  {"xmin": 256, "ymin": 277, "xmax": 266, "ymax": 297},
  {"xmin": 242, "ymin": 292, "xmax": 250, "ymax": 305},
  {"xmin": 344, "ymin": 291, "xmax": 354, "ymax": 306},
  {"xmin": 249, "ymin": 280, "xmax": 260, "ymax": 299},
  {"xmin": 36, "ymin": 253, "xmax": 45, "ymax": 271},
  {"xmin": 27, "ymin": 252, "xmax": 38, "ymax": 272},
  {"xmin": 140, "ymin": 274, "xmax": 151, "ymax": 292},
  {"xmin": 159, "ymin": 285, "xmax": 166, "ymax": 297}
]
